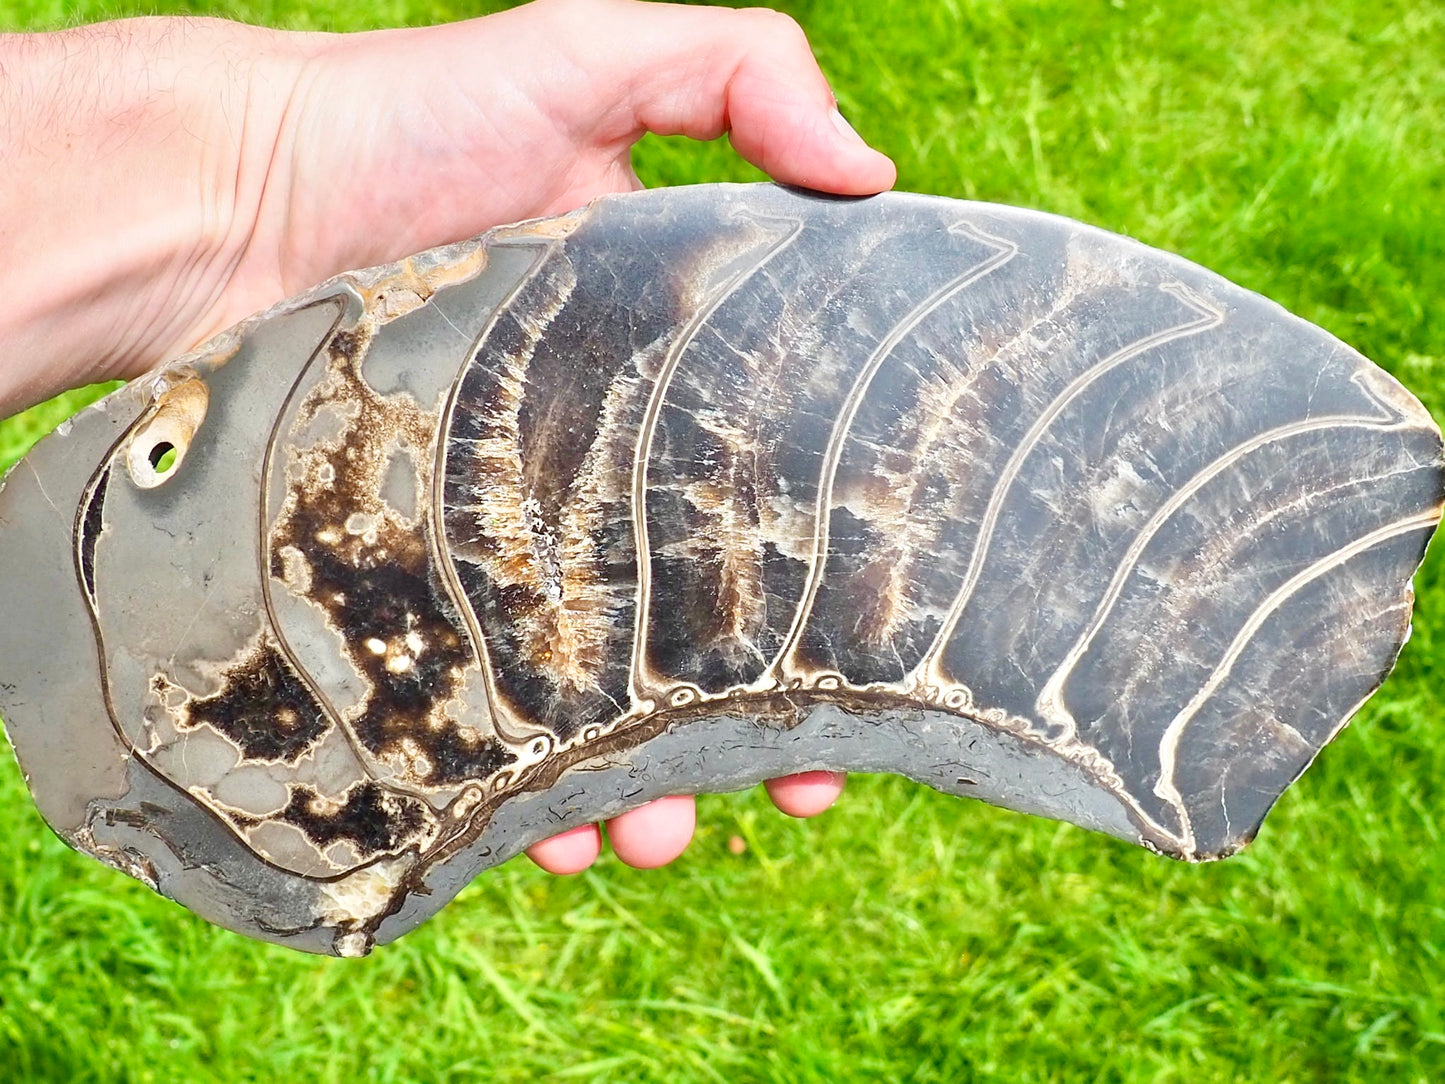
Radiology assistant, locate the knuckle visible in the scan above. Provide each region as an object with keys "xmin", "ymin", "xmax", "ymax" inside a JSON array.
[{"xmin": 737, "ymin": 7, "xmax": 812, "ymax": 51}]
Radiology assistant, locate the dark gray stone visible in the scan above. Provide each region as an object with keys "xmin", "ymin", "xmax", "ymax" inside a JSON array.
[{"xmin": 1, "ymin": 184, "xmax": 1440, "ymax": 955}]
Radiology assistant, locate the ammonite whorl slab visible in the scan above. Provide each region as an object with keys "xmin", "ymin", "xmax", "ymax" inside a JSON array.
[{"xmin": 1, "ymin": 184, "xmax": 1440, "ymax": 955}]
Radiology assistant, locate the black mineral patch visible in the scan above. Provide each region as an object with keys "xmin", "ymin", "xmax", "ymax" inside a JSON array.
[
  {"xmin": 78, "ymin": 466, "xmax": 109, "ymax": 601},
  {"xmin": 279, "ymin": 780, "xmax": 427, "ymax": 858},
  {"xmin": 182, "ymin": 640, "xmax": 331, "ymax": 763}
]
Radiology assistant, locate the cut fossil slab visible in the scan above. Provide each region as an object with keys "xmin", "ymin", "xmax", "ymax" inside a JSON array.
[{"xmin": 0, "ymin": 184, "xmax": 1439, "ymax": 956}]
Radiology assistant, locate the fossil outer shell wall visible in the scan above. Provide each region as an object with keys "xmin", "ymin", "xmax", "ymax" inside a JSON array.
[{"xmin": 0, "ymin": 184, "xmax": 1440, "ymax": 957}]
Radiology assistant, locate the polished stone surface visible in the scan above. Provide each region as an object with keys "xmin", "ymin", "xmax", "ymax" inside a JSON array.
[{"xmin": 1, "ymin": 184, "xmax": 1440, "ymax": 955}]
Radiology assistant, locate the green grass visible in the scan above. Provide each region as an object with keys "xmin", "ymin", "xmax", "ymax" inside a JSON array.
[{"xmin": 3, "ymin": 0, "xmax": 1445, "ymax": 1080}]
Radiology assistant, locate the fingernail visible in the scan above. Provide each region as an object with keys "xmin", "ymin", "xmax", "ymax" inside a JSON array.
[{"xmin": 831, "ymin": 106, "xmax": 866, "ymax": 145}]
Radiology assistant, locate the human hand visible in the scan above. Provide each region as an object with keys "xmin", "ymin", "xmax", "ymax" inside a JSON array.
[
  {"xmin": 0, "ymin": 0, "xmax": 896, "ymax": 872},
  {"xmin": 235, "ymin": 0, "xmax": 899, "ymax": 319}
]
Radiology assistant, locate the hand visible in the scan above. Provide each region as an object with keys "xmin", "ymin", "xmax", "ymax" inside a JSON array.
[
  {"xmin": 236, "ymin": 0, "xmax": 899, "ymax": 318},
  {"xmin": 1, "ymin": 0, "xmax": 896, "ymax": 872}
]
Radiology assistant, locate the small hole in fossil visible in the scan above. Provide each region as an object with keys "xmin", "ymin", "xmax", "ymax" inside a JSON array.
[{"xmin": 149, "ymin": 442, "xmax": 177, "ymax": 473}]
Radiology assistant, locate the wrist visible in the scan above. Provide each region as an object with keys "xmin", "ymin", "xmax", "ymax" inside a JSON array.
[{"xmin": 0, "ymin": 18, "xmax": 310, "ymax": 416}]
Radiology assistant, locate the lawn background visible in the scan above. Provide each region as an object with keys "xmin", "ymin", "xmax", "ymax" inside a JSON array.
[{"xmin": 2, "ymin": 0, "xmax": 1444, "ymax": 1081}]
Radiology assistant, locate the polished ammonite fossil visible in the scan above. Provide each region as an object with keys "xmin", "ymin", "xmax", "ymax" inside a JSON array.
[{"xmin": 0, "ymin": 184, "xmax": 1440, "ymax": 956}]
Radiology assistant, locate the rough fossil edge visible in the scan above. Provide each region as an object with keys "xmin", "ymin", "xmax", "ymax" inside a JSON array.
[{"xmin": 0, "ymin": 184, "xmax": 1440, "ymax": 957}]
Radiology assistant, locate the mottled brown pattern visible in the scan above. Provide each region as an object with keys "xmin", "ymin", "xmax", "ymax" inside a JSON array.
[
  {"xmin": 443, "ymin": 205, "xmax": 806, "ymax": 739},
  {"xmin": 269, "ymin": 320, "xmax": 514, "ymax": 793}
]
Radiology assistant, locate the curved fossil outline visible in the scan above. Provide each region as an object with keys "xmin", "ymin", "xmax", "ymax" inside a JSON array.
[{"xmin": 0, "ymin": 184, "xmax": 1439, "ymax": 956}]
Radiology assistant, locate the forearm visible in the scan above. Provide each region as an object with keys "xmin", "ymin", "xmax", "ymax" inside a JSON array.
[{"xmin": 0, "ymin": 18, "xmax": 305, "ymax": 416}]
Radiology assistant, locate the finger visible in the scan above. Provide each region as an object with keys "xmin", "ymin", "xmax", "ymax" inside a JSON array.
[
  {"xmin": 525, "ymin": 823, "xmax": 602, "ymax": 874},
  {"xmin": 605, "ymin": 794, "xmax": 696, "ymax": 869},
  {"xmin": 705, "ymin": 16, "xmax": 897, "ymax": 194},
  {"xmin": 552, "ymin": 0, "xmax": 897, "ymax": 194},
  {"xmin": 764, "ymin": 770, "xmax": 846, "ymax": 818}
]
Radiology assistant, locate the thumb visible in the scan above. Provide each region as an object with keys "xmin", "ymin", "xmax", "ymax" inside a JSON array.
[{"xmin": 556, "ymin": 0, "xmax": 897, "ymax": 195}]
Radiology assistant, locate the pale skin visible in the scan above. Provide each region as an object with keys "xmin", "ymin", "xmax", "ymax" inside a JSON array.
[{"xmin": 0, "ymin": 0, "xmax": 897, "ymax": 874}]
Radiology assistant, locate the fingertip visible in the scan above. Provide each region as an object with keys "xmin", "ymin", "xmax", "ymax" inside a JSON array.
[
  {"xmin": 722, "ymin": 12, "xmax": 894, "ymax": 194},
  {"xmin": 765, "ymin": 770, "xmax": 846, "ymax": 818},
  {"xmin": 609, "ymin": 2, "xmax": 895, "ymax": 197},
  {"xmin": 827, "ymin": 108, "xmax": 899, "ymax": 193},
  {"xmin": 606, "ymin": 795, "xmax": 696, "ymax": 869},
  {"xmin": 727, "ymin": 88, "xmax": 896, "ymax": 196},
  {"xmin": 525, "ymin": 823, "xmax": 602, "ymax": 875}
]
